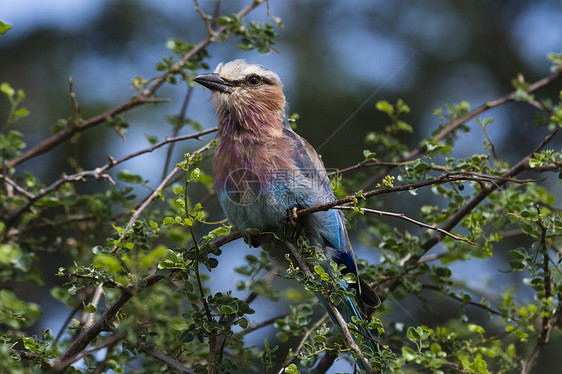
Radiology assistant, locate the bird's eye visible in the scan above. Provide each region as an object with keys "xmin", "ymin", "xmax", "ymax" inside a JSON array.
[{"xmin": 247, "ymin": 75, "xmax": 261, "ymax": 85}]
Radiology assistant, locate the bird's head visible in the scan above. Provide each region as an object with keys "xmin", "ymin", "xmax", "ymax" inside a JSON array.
[{"xmin": 194, "ymin": 60, "xmax": 286, "ymax": 126}]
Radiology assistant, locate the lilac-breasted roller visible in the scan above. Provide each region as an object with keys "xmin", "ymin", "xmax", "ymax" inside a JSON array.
[{"xmin": 194, "ymin": 60, "xmax": 380, "ymax": 369}]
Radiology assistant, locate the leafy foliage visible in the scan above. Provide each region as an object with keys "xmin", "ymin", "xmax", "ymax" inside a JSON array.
[{"xmin": 1, "ymin": 1, "xmax": 562, "ymax": 374}]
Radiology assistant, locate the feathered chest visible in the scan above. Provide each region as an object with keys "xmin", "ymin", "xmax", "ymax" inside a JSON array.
[
  {"xmin": 211, "ymin": 117, "xmax": 335, "ymax": 233},
  {"xmin": 213, "ymin": 132, "xmax": 296, "ymax": 195}
]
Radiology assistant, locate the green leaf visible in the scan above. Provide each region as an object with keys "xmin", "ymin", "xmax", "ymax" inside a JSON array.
[
  {"xmin": 401, "ymin": 346, "xmax": 417, "ymax": 361},
  {"xmin": 285, "ymin": 364, "xmax": 300, "ymax": 374},
  {"xmin": 13, "ymin": 107, "xmax": 30, "ymax": 120},
  {"xmin": 238, "ymin": 317, "xmax": 249, "ymax": 329},
  {"xmin": 407, "ymin": 326, "xmax": 421, "ymax": 341},
  {"xmin": 344, "ymin": 273, "xmax": 357, "ymax": 284},
  {"xmin": 219, "ymin": 305, "xmax": 234, "ymax": 314},
  {"xmin": 1, "ymin": 82, "xmax": 15, "ymax": 98},
  {"xmin": 313, "ymin": 266, "xmax": 325, "ymax": 276},
  {"xmin": 163, "ymin": 217, "xmax": 176, "ymax": 226},
  {"xmin": 94, "ymin": 253, "xmax": 122, "ymax": 273},
  {"xmin": 117, "ymin": 170, "xmax": 146, "ymax": 184},
  {"xmin": 84, "ymin": 303, "xmax": 97, "ymax": 313},
  {"xmin": 508, "ymin": 248, "xmax": 527, "ymax": 260},
  {"xmin": 376, "ymin": 100, "xmax": 393, "ymax": 115},
  {"xmin": 0, "ymin": 21, "xmax": 11, "ymax": 35},
  {"xmin": 468, "ymin": 324, "xmax": 485, "ymax": 334}
]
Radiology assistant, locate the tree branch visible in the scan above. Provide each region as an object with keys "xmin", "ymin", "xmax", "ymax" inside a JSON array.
[
  {"xmin": 110, "ymin": 141, "xmax": 214, "ymax": 253},
  {"xmin": 51, "ymin": 272, "xmax": 166, "ymax": 373},
  {"xmin": 283, "ymin": 240, "xmax": 374, "ymax": 373},
  {"xmin": 520, "ymin": 206, "xmax": 559, "ymax": 374},
  {"xmin": 140, "ymin": 346, "xmax": 197, "ymax": 374},
  {"xmin": 297, "ymin": 171, "xmax": 537, "ymax": 219},
  {"xmin": 422, "ymin": 284, "xmax": 502, "ymax": 316},
  {"xmin": 7, "ymin": 96, "xmax": 169, "ymax": 168},
  {"xmin": 360, "ymin": 70, "xmax": 562, "ymax": 190},
  {"xmin": 3, "ymin": 127, "xmax": 217, "ymax": 231},
  {"xmin": 383, "ymin": 128, "xmax": 559, "ymax": 295},
  {"xmin": 335, "ymin": 205, "xmax": 475, "ymax": 244}
]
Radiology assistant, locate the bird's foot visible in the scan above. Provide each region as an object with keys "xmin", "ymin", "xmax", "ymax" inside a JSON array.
[{"xmin": 287, "ymin": 206, "xmax": 299, "ymax": 227}]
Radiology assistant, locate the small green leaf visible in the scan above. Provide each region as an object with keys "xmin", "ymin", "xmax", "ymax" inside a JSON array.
[
  {"xmin": 344, "ymin": 273, "xmax": 357, "ymax": 284},
  {"xmin": 0, "ymin": 21, "xmax": 12, "ymax": 35},
  {"xmin": 84, "ymin": 303, "xmax": 97, "ymax": 313},
  {"xmin": 376, "ymin": 100, "xmax": 393, "ymax": 115},
  {"xmin": 314, "ymin": 266, "xmax": 325, "ymax": 276},
  {"xmin": 285, "ymin": 363, "xmax": 300, "ymax": 374},
  {"xmin": 401, "ymin": 346, "xmax": 417, "ymax": 361},
  {"xmin": 468, "ymin": 324, "xmax": 485, "ymax": 334},
  {"xmin": 407, "ymin": 326, "xmax": 421, "ymax": 341},
  {"xmin": 163, "ymin": 217, "xmax": 175, "ymax": 226},
  {"xmin": 0, "ymin": 82, "xmax": 14, "ymax": 97},
  {"xmin": 220, "ymin": 305, "xmax": 234, "ymax": 314},
  {"xmin": 238, "ymin": 317, "xmax": 249, "ymax": 329},
  {"xmin": 94, "ymin": 254, "xmax": 122, "ymax": 273}
]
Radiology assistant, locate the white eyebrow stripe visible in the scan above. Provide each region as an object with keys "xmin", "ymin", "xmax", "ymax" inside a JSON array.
[{"xmin": 214, "ymin": 59, "xmax": 283, "ymax": 87}]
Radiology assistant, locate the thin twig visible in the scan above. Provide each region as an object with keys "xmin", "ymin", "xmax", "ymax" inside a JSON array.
[
  {"xmin": 73, "ymin": 331, "xmax": 129, "ymax": 365},
  {"xmin": 479, "ymin": 119, "xmax": 498, "ymax": 161},
  {"xmin": 277, "ymin": 313, "xmax": 329, "ymax": 374},
  {"xmin": 0, "ymin": 172, "xmax": 34, "ymax": 198},
  {"xmin": 110, "ymin": 141, "xmax": 213, "ymax": 253},
  {"xmin": 7, "ymin": 97, "xmax": 169, "ymax": 168},
  {"xmin": 520, "ymin": 301, "xmax": 562, "ymax": 374},
  {"xmin": 68, "ymin": 77, "xmax": 80, "ymax": 126},
  {"xmin": 141, "ymin": 346, "xmax": 197, "ymax": 374},
  {"xmin": 520, "ymin": 206, "xmax": 557, "ymax": 374},
  {"xmin": 243, "ymin": 269, "xmax": 277, "ymax": 305},
  {"xmin": 422, "ymin": 284, "xmax": 501, "ymax": 316},
  {"xmin": 191, "ymin": 221, "xmax": 217, "ymax": 374},
  {"xmin": 240, "ymin": 312, "xmax": 292, "ymax": 337},
  {"xmin": 335, "ymin": 205, "xmax": 475, "ymax": 245},
  {"xmin": 193, "ymin": 0, "xmax": 216, "ymax": 36},
  {"xmin": 162, "ymin": 87, "xmax": 195, "ymax": 180},
  {"xmin": 4, "ymin": 127, "xmax": 216, "ymax": 232},
  {"xmin": 10, "ymin": 349, "xmax": 54, "ymax": 367},
  {"xmin": 83, "ymin": 283, "xmax": 105, "ymax": 328},
  {"xmin": 297, "ymin": 172, "xmax": 535, "ymax": 219}
]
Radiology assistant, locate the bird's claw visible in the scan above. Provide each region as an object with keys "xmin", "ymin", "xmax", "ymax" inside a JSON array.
[{"xmin": 287, "ymin": 206, "xmax": 299, "ymax": 227}]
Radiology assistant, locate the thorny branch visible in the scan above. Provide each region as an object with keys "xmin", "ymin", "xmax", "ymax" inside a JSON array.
[
  {"xmin": 422, "ymin": 284, "xmax": 502, "ymax": 316},
  {"xmin": 2, "ymin": 127, "xmax": 217, "ymax": 231},
  {"xmin": 110, "ymin": 140, "xmax": 214, "ymax": 253},
  {"xmin": 52, "ymin": 272, "xmax": 166, "ymax": 372},
  {"xmin": 297, "ymin": 171, "xmax": 540, "ymax": 219},
  {"xmin": 334, "ymin": 205, "xmax": 475, "ymax": 244},
  {"xmin": 277, "ymin": 314, "xmax": 330, "ymax": 374},
  {"xmin": 383, "ymin": 128, "xmax": 559, "ymax": 297},
  {"xmin": 140, "ymin": 346, "xmax": 197, "ymax": 374},
  {"xmin": 6, "ymin": 96, "xmax": 170, "ymax": 169},
  {"xmin": 360, "ymin": 69, "xmax": 562, "ymax": 190},
  {"xmin": 283, "ymin": 240, "xmax": 375, "ymax": 373}
]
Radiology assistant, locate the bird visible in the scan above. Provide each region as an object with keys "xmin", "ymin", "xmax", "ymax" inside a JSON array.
[{"xmin": 194, "ymin": 60, "xmax": 380, "ymax": 371}]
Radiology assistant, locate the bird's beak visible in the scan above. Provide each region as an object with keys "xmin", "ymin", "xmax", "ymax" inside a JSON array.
[{"xmin": 193, "ymin": 73, "xmax": 233, "ymax": 93}]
